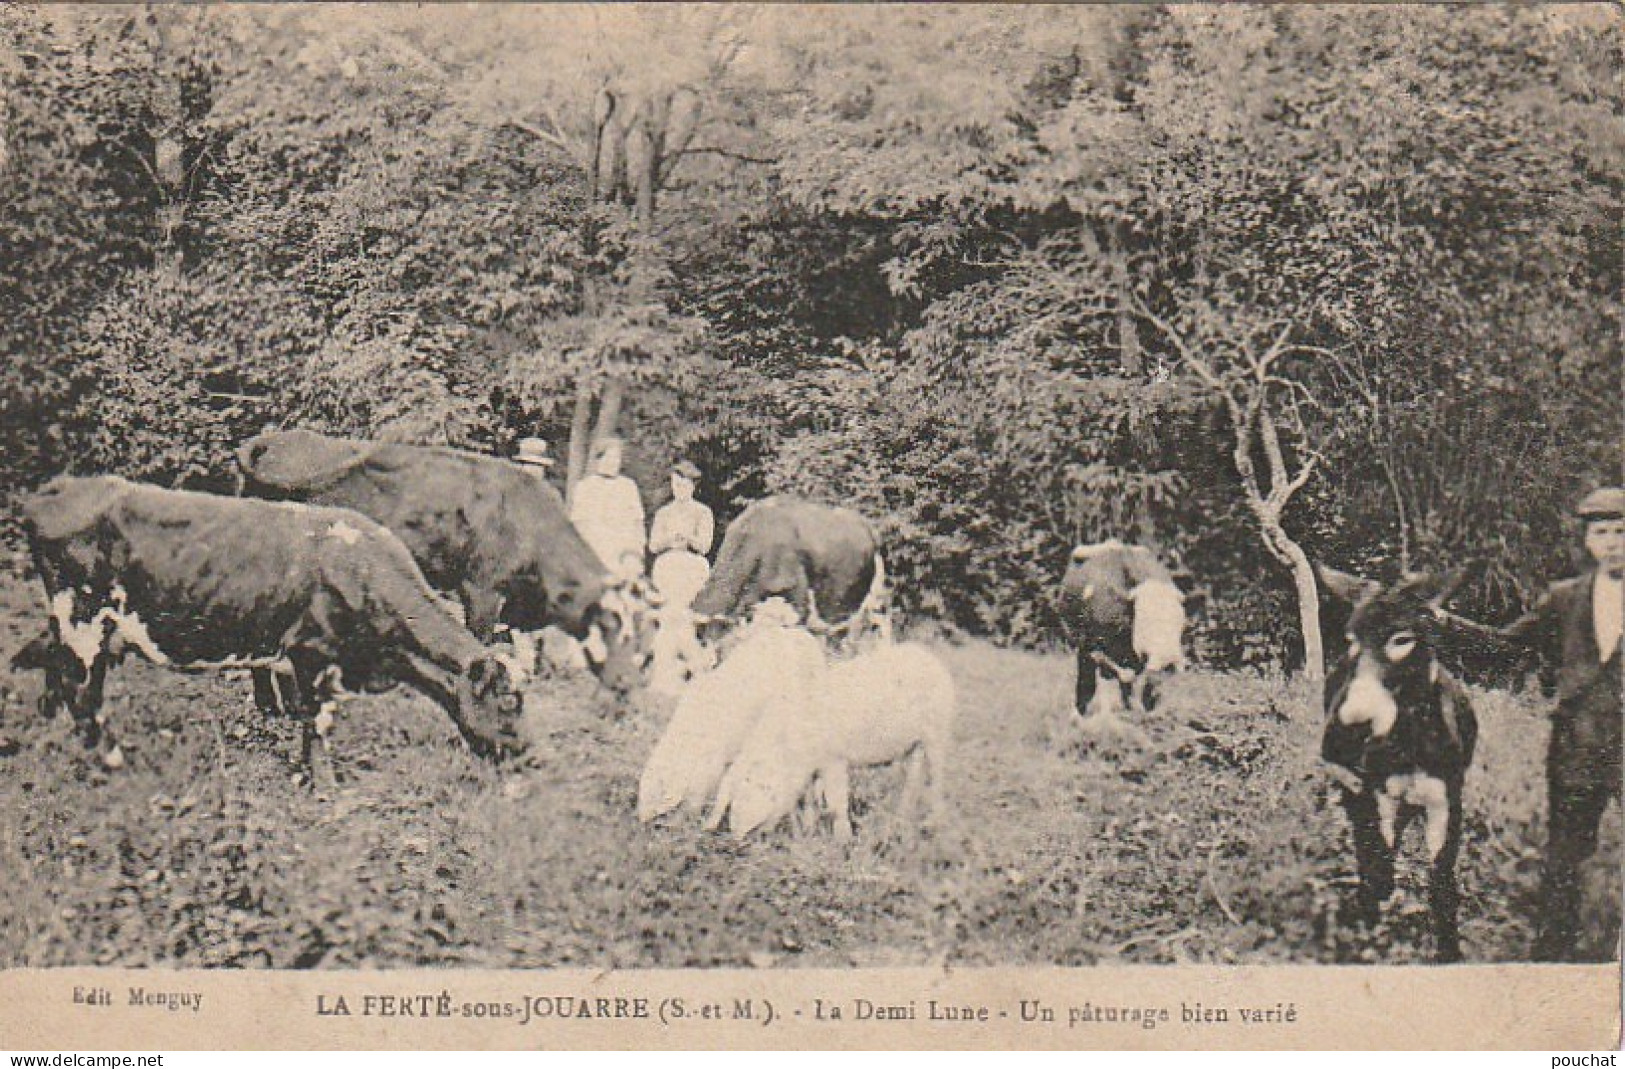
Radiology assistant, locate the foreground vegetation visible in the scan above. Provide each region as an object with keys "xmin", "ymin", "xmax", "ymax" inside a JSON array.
[{"xmin": 1, "ymin": 571, "xmax": 1614, "ymax": 969}]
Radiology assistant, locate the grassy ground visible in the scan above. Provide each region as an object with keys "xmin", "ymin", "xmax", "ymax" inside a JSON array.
[{"xmin": 0, "ymin": 571, "xmax": 1616, "ymax": 969}]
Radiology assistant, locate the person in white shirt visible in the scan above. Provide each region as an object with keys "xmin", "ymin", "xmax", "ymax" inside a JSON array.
[
  {"xmin": 569, "ymin": 437, "xmax": 646, "ymax": 584},
  {"xmin": 650, "ymin": 460, "xmax": 714, "ymax": 602},
  {"xmin": 647, "ymin": 460, "xmax": 716, "ymax": 694}
]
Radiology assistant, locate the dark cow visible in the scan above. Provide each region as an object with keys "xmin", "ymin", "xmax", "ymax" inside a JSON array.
[
  {"xmin": 1059, "ymin": 540, "xmax": 1187, "ymax": 719},
  {"xmin": 690, "ymin": 496, "xmax": 889, "ymax": 644},
  {"xmin": 17, "ymin": 476, "xmax": 527, "ymax": 781},
  {"xmin": 1318, "ymin": 567, "xmax": 1477, "ymax": 963},
  {"xmin": 237, "ymin": 428, "xmax": 639, "ymax": 691}
]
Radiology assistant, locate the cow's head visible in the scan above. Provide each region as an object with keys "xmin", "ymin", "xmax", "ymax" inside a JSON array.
[
  {"xmin": 1321, "ymin": 570, "xmax": 1461, "ymax": 746},
  {"xmin": 457, "ymin": 656, "xmax": 528, "ymax": 761},
  {"xmin": 577, "ymin": 582, "xmax": 649, "ymax": 697}
]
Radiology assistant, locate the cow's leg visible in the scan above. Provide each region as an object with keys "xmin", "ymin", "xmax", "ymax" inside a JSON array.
[
  {"xmin": 792, "ymin": 772, "xmax": 825, "ymax": 837},
  {"xmin": 286, "ymin": 652, "xmax": 340, "ymax": 793},
  {"xmin": 32, "ymin": 638, "xmax": 80, "ymax": 721},
  {"xmin": 920, "ymin": 733, "xmax": 950, "ymax": 836},
  {"xmin": 1342, "ymin": 788, "xmax": 1396, "ymax": 924},
  {"xmin": 250, "ymin": 668, "xmax": 288, "ymax": 716},
  {"xmin": 1428, "ymin": 790, "xmax": 1465, "ymax": 963},
  {"xmin": 1088, "ymin": 670, "xmax": 1127, "ymax": 719},
  {"xmin": 897, "ymin": 745, "xmax": 927, "ymax": 830},
  {"xmin": 1533, "ymin": 776, "xmax": 1609, "ymax": 962},
  {"xmin": 309, "ymin": 667, "xmax": 346, "ymax": 793},
  {"xmin": 1128, "ymin": 669, "xmax": 1150, "ymax": 714},
  {"xmin": 1074, "ymin": 647, "xmax": 1097, "ymax": 718},
  {"xmin": 703, "ymin": 768, "xmax": 734, "ymax": 833},
  {"xmin": 64, "ymin": 646, "xmax": 121, "ymax": 768},
  {"xmin": 1138, "ymin": 667, "xmax": 1166, "ymax": 713}
]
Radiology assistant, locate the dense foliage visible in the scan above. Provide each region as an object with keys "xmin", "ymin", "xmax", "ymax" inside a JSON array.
[{"xmin": 1, "ymin": 6, "xmax": 1618, "ymax": 664}]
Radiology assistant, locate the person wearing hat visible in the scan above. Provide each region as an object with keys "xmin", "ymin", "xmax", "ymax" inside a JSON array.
[
  {"xmin": 514, "ymin": 437, "xmax": 556, "ymax": 479},
  {"xmin": 569, "ymin": 437, "xmax": 646, "ymax": 584},
  {"xmin": 1495, "ymin": 486, "xmax": 1624, "ymax": 960},
  {"xmin": 649, "ymin": 461, "xmax": 714, "ymax": 572},
  {"xmin": 646, "ymin": 459, "xmax": 716, "ymax": 693}
]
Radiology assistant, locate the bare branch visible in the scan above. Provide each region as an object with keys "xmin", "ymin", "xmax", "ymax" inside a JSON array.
[
  {"xmin": 1283, "ymin": 342, "xmax": 1344, "ymax": 363},
  {"xmin": 1284, "ymin": 450, "xmax": 1320, "ymax": 498},
  {"xmin": 1258, "ymin": 400, "xmax": 1292, "ymax": 491},
  {"xmin": 505, "ymin": 118, "xmax": 573, "ymax": 155},
  {"xmin": 1266, "ymin": 375, "xmax": 1324, "ymax": 412},
  {"xmin": 1246, "ymin": 316, "xmax": 1293, "ymax": 358},
  {"xmin": 119, "ymin": 140, "xmax": 166, "ymax": 201},
  {"xmin": 537, "ymin": 95, "xmax": 575, "ymax": 148},
  {"xmin": 671, "ymin": 144, "xmax": 779, "ymax": 166},
  {"xmin": 1254, "ymin": 319, "xmax": 1296, "ymax": 382}
]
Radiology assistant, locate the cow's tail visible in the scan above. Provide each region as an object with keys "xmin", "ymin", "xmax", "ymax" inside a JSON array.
[{"xmin": 1130, "ymin": 579, "xmax": 1186, "ymax": 673}]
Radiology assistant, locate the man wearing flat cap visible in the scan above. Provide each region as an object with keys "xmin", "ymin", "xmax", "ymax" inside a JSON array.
[
  {"xmin": 1498, "ymin": 487, "xmax": 1625, "ymax": 960},
  {"xmin": 647, "ymin": 460, "xmax": 715, "ymax": 693}
]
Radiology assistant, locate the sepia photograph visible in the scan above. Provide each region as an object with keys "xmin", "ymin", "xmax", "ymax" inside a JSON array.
[{"xmin": 0, "ymin": 3, "xmax": 1618, "ymax": 1051}]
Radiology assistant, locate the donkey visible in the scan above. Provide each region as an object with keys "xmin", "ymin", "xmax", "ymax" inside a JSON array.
[{"xmin": 1318, "ymin": 568, "xmax": 1478, "ymax": 963}]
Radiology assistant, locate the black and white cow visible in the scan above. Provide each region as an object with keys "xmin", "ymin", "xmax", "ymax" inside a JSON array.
[
  {"xmin": 1059, "ymin": 540, "xmax": 1187, "ymax": 719},
  {"xmin": 1318, "ymin": 567, "xmax": 1477, "ymax": 963},
  {"xmin": 16, "ymin": 476, "xmax": 527, "ymax": 781}
]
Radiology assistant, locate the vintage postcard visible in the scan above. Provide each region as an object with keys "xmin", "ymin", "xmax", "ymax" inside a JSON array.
[{"xmin": 0, "ymin": 4, "xmax": 1619, "ymax": 1051}]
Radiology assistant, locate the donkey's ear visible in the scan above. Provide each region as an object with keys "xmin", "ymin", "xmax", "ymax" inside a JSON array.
[{"xmin": 1314, "ymin": 563, "xmax": 1378, "ymax": 608}]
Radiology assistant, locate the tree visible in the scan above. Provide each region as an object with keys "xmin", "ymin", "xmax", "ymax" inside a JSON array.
[{"xmin": 419, "ymin": 6, "xmax": 758, "ymax": 497}]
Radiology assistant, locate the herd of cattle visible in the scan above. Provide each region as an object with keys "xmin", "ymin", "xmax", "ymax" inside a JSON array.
[{"xmin": 0, "ymin": 428, "xmax": 1596, "ymax": 963}]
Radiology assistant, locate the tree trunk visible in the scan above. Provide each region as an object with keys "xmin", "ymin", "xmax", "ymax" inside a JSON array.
[
  {"xmin": 593, "ymin": 377, "xmax": 623, "ymax": 449},
  {"xmin": 1254, "ymin": 504, "xmax": 1326, "ymax": 683},
  {"xmin": 567, "ymin": 91, "xmax": 620, "ymax": 506},
  {"xmin": 1281, "ymin": 531, "xmax": 1326, "ymax": 684},
  {"xmin": 628, "ymin": 122, "xmax": 656, "ymax": 228},
  {"xmin": 565, "ymin": 376, "xmax": 627, "ymax": 506},
  {"xmin": 566, "ymin": 376, "xmax": 594, "ymax": 506},
  {"xmin": 1109, "ymin": 229, "xmax": 1141, "ymax": 375}
]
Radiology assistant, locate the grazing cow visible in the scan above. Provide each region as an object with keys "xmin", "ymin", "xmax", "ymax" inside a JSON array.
[
  {"xmin": 17, "ymin": 476, "xmax": 527, "ymax": 780},
  {"xmin": 707, "ymin": 642, "xmax": 956, "ymax": 842},
  {"xmin": 690, "ymin": 496, "xmax": 890, "ymax": 646},
  {"xmin": 237, "ymin": 428, "xmax": 639, "ymax": 692},
  {"xmin": 1059, "ymin": 540, "xmax": 1187, "ymax": 719},
  {"xmin": 637, "ymin": 599, "xmax": 825, "ymax": 823},
  {"xmin": 1318, "ymin": 567, "xmax": 1477, "ymax": 963}
]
